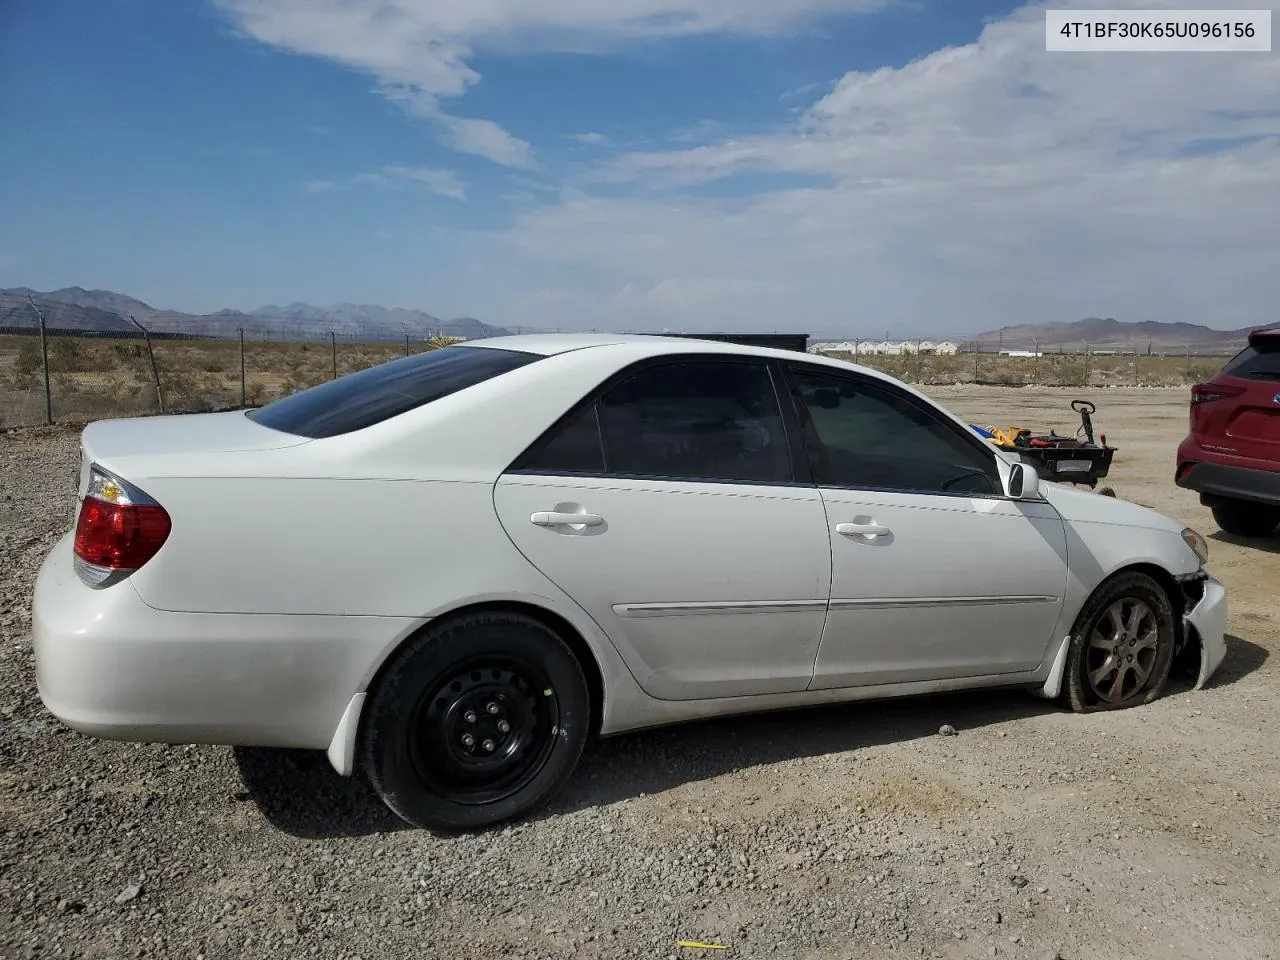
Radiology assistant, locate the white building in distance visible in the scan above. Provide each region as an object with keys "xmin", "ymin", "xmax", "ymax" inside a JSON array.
[{"xmin": 809, "ymin": 339, "xmax": 960, "ymax": 356}]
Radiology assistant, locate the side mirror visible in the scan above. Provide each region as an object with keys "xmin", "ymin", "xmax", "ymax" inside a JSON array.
[{"xmin": 1008, "ymin": 461, "xmax": 1042, "ymax": 500}]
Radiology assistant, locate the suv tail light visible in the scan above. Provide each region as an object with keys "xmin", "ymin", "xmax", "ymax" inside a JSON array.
[
  {"xmin": 73, "ymin": 466, "xmax": 171, "ymax": 586},
  {"xmin": 1190, "ymin": 382, "xmax": 1243, "ymax": 405}
]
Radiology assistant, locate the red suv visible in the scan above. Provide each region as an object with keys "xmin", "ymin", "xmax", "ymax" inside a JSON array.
[{"xmin": 1176, "ymin": 326, "xmax": 1280, "ymax": 537}]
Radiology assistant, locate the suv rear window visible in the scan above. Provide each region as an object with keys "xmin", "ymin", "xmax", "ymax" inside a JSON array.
[
  {"xmin": 247, "ymin": 346, "xmax": 539, "ymax": 438},
  {"xmin": 1223, "ymin": 338, "xmax": 1280, "ymax": 383}
]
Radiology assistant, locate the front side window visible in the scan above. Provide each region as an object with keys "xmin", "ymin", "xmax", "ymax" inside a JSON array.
[
  {"xmin": 788, "ymin": 366, "xmax": 1000, "ymax": 495},
  {"xmin": 247, "ymin": 345, "xmax": 539, "ymax": 439},
  {"xmin": 516, "ymin": 359, "xmax": 792, "ymax": 484}
]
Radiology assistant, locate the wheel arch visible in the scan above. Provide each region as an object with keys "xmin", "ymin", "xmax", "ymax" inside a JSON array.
[
  {"xmin": 357, "ymin": 599, "xmax": 606, "ymax": 749},
  {"xmin": 1081, "ymin": 561, "xmax": 1203, "ymax": 677}
]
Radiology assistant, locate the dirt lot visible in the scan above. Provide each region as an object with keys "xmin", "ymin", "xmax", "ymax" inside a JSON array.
[{"xmin": 2, "ymin": 386, "xmax": 1278, "ymax": 960}]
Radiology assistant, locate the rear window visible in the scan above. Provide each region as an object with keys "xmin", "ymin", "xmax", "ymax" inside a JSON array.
[
  {"xmin": 1223, "ymin": 338, "xmax": 1280, "ymax": 383},
  {"xmin": 247, "ymin": 345, "xmax": 539, "ymax": 439}
]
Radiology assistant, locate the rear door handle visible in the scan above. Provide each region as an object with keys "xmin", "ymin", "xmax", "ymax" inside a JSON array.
[
  {"xmin": 836, "ymin": 522, "xmax": 891, "ymax": 538},
  {"xmin": 531, "ymin": 511, "xmax": 604, "ymax": 527}
]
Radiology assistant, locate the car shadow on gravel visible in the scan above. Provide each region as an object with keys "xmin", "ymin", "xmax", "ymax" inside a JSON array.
[
  {"xmin": 1196, "ymin": 633, "xmax": 1268, "ymax": 690},
  {"xmin": 551, "ymin": 691, "xmax": 1054, "ymax": 818},
  {"xmin": 233, "ymin": 635, "xmax": 1267, "ymax": 840},
  {"xmin": 232, "ymin": 746, "xmax": 411, "ymax": 839},
  {"xmin": 1209, "ymin": 530, "xmax": 1280, "ymax": 555}
]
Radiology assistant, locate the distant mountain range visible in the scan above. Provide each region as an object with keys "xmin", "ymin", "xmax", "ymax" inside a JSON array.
[
  {"xmin": 974, "ymin": 316, "xmax": 1265, "ymax": 351},
  {"xmin": 0, "ymin": 287, "xmax": 511, "ymax": 341}
]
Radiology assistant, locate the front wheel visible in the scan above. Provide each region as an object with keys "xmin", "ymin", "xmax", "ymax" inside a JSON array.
[
  {"xmin": 1211, "ymin": 499, "xmax": 1280, "ymax": 538},
  {"xmin": 361, "ymin": 611, "xmax": 590, "ymax": 832},
  {"xmin": 1061, "ymin": 571, "xmax": 1176, "ymax": 713}
]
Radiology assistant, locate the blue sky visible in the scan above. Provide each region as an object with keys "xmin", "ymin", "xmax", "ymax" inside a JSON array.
[{"xmin": 1, "ymin": 0, "xmax": 1277, "ymax": 337}]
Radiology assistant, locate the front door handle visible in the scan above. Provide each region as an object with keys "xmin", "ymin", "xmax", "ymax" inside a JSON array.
[
  {"xmin": 531, "ymin": 511, "xmax": 604, "ymax": 527},
  {"xmin": 836, "ymin": 522, "xmax": 891, "ymax": 538}
]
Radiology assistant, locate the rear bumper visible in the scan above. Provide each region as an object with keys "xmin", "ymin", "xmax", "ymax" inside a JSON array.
[
  {"xmin": 32, "ymin": 533, "xmax": 416, "ymax": 754},
  {"xmin": 1184, "ymin": 574, "xmax": 1228, "ymax": 690},
  {"xmin": 1176, "ymin": 459, "xmax": 1280, "ymax": 508}
]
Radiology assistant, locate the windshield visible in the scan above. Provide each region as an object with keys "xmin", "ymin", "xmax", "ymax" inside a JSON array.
[{"xmin": 246, "ymin": 346, "xmax": 539, "ymax": 439}]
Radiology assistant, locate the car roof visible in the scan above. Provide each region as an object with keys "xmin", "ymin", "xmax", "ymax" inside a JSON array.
[{"xmin": 465, "ymin": 330, "xmax": 919, "ymax": 387}]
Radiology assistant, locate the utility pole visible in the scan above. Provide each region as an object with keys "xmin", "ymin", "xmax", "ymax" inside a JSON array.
[
  {"xmin": 26, "ymin": 294, "xmax": 53, "ymax": 425},
  {"xmin": 239, "ymin": 327, "xmax": 246, "ymax": 407},
  {"xmin": 331, "ymin": 330, "xmax": 337, "ymax": 379},
  {"xmin": 130, "ymin": 315, "xmax": 166, "ymax": 414}
]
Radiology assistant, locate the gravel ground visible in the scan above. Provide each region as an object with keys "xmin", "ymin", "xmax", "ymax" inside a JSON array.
[{"xmin": 3, "ymin": 388, "xmax": 1279, "ymax": 960}]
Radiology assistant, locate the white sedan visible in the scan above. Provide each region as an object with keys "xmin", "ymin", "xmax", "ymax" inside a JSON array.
[{"xmin": 32, "ymin": 334, "xmax": 1227, "ymax": 831}]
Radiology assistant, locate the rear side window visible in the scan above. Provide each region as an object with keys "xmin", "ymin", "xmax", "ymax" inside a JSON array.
[
  {"xmin": 597, "ymin": 360, "xmax": 791, "ymax": 482},
  {"xmin": 247, "ymin": 346, "xmax": 539, "ymax": 438},
  {"xmin": 1223, "ymin": 340, "xmax": 1280, "ymax": 382},
  {"xmin": 513, "ymin": 358, "xmax": 792, "ymax": 484}
]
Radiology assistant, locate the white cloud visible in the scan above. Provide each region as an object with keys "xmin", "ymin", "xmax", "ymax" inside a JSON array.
[
  {"xmin": 214, "ymin": 0, "xmax": 888, "ymax": 166},
  {"xmin": 568, "ymin": 132, "xmax": 609, "ymax": 145},
  {"xmin": 380, "ymin": 165, "xmax": 469, "ymax": 199},
  {"xmin": 440, "ymin": 115, "xmax": 534, "ymax": 169},
  {"xmin": 465, "ymin": 0, "xmax": 1280, "ymax": 336},
  {"xmin": 306, "ymin": 166, "xmax": 468, "ymax": 199}
]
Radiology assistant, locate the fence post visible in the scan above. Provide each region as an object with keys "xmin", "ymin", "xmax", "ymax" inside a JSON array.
[
  {"xmin": 973, "ymin": 341, "xmax": 980, "ymax": 382},
  {"xmin": 404, "ymin": 334, "xmax": 410, "ymax": 357},
  {"xmin": 239, "ymin": 327, "xmax": 246, "ymax": 407},
  {"xmin": 1082, "ymin": 342, "xmax": 1090, "ymax": 386},
  {"xmin": 915, "ymin": 338, "xmax": 922, "ymax": 381},
  {"xmin": 130, "ymin": 314, "xmax": 166, "ymax": 414},
  {"xmin": 1032, "ymin": 341, "xmax": 1039, "ymax": 385},
  {"xmin": 26, "ymin": 294, "xmax": 53, "ymax": 425},
  {"xmin": 331, "ymin": 331, "xmax": 338, "ymax": 380}
]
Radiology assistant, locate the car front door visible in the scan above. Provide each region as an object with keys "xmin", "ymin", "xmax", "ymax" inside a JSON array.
[
  {"xmin": 493, "ymin": 356, "xmax": 832, "ymax": 701},
  {"xmin": 782, "ymin": 363, "xmax": 1069, "ymax": 690}
]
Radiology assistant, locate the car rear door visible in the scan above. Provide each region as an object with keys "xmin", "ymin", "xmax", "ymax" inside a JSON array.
[
  {"xmin": 493, "ymin": 356, "xmax": 832, "ymax": 702},
  {"xmin": 780, "ymin": 362, "xmax": 1069, "ymax": 690}
]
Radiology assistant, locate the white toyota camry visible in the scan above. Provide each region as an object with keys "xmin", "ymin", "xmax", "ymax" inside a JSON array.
[{"xmin": 32, "ymin": 334, "xmax": 1227, "ymax": 831}]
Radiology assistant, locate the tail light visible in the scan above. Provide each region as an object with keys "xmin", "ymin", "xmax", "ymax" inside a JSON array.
[
  {"xmin": 73, "ymin": 466, "xmax": 171, "ymax": 587},
  {"xmin": 1190, "ymin": 382, "xmax": 1243, "ymax": 405}
]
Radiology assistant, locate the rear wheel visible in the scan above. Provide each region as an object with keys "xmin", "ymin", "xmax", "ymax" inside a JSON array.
[
  {"xmin": 361, "ymin": 611, "xmax": 590, "ymax": 832},
  {"xmin": 1211, "ymin": 499, "xmax": 1280, "ymax": 538},
  {"xmin": 1062, "ymin": 571, "xmax": 1176, "ymax": 713}
]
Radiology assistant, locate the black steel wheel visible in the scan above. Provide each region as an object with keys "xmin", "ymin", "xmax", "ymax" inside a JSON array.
[
  {"xmin": 362, "ymin": 611, "xmax": 590, "ymax": 832},
  {"xmin": 408, "ymin": 657, "xmax": 558, "ymax": 806},
  {"xmin": 1062, "ymin": 571, "xmax": 1176, "ymax": 713}
]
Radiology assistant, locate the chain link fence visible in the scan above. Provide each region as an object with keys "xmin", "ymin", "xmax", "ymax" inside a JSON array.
[
  {"xmin": 0, "ymin": 299, "xmax": 1243, "ymax": 429},
  {"xmin": 0, "ymin": 316, "xmax": 460, "ymax": 429}
]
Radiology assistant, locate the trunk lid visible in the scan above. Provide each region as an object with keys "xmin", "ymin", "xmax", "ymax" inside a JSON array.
[{"xmin": 76, "ymin": 411, "xmax": 310, "ymax": 498}]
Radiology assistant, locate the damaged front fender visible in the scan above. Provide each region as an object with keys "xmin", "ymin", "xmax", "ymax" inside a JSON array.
[{"xmin": 1181, "ymin": 573, "xmax": 1229, "ymax": 690}]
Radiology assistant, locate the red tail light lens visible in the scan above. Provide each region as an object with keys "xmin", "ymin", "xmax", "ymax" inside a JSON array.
[
  {"xmin": 73, "ymin": 467, "xmax": 171, "ymax": 585},
  {"xmin": 1190, "ymin": 382, "xmax": 1243, "ymax": 404}
]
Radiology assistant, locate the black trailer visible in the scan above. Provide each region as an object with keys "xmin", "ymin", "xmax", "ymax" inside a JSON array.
[{"xmin": 978, "ymin": 400, "xmax": 1118, "ymax": 495}]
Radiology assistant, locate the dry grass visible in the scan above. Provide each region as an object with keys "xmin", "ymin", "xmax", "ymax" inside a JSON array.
[
  {"xmin": 839, "ymin": 350, "xmax": 1224, "ymax": 388},
  {"xmin": 0, "ymin": 334, "xmax": 1224, "ymax": 429},
  {"xmin": 0, "ymin": 334, "xmax": 456, "ymax": 427}
]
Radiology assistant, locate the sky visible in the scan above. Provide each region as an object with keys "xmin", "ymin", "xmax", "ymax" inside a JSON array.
[{"xmin": 1, "ymin": 0, "xmax": 1278, "ymax": 338}]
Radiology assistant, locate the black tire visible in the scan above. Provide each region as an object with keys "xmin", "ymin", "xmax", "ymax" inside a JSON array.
[
  {"xmin": 361, "ymin": 611, "xmax": 590, "ymax": 832},
  {"xmin": 1062, "ymin": 571, "xmax": 1176, "ymax": 713},
  {"xmin": 1211, "ymin": 499, "xmax": 1280, "ymax": 538}
]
